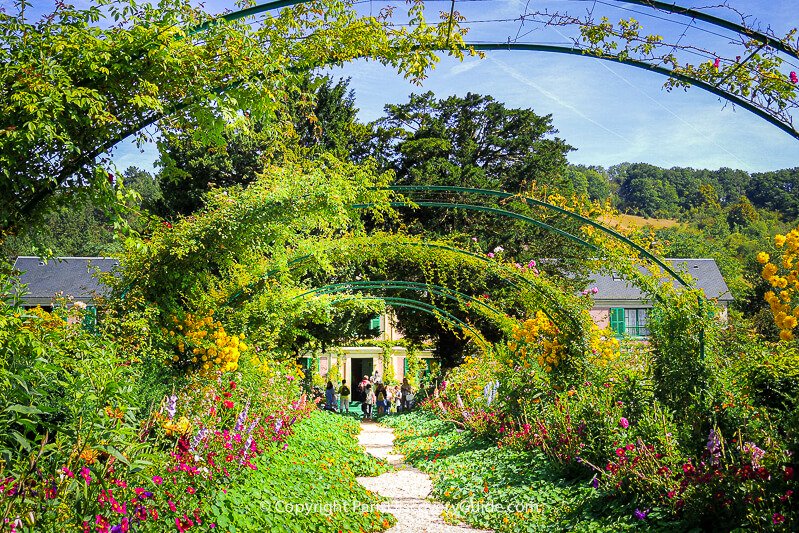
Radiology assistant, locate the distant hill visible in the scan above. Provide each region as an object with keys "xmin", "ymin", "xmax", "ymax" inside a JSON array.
[{"xmin": 600, "ymin": 213, "xmax": 680, "ymax": 231}]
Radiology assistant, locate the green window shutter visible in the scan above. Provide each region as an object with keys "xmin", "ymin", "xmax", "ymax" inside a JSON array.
[
  {"xmin": 609, "ymin": 308, "xmax": 625, "ymax": 337},
  {"xmin": 81, "ymin": 306, "xmax": 97, "ymax": 333},
  {"xmin": 403, "ymin": 357, "xmax": 408, "ymax": 375},
  {"xmin": 370, "ymin": 316, "xmax": 381, "ymax": 330}
]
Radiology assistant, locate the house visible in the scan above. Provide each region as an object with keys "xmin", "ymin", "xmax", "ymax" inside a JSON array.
[
  {"xmin": 12, "ymin": 256, "xmax": 119, "ymax": 310},
  {"xmin": 306, "ymin": 312, "xmax": 436, "ymax": 388},
  {"xmin": 588, "ymin": 258, "xmax": 733, "ymax": 337}
]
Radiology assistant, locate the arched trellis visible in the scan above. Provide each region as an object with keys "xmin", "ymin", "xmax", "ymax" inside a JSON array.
[
  {"xmin": 296, "ymin": 280, "xmax": 512, "ymax": 324},
  {"xmin": 384, "ymin": 185, "xmax": 691, "ymax": 286},
  {"xmin": 322, "ymin": 294, "xmax": 490, "ymax": 350},
  {"xmin": 225, "ymin": 236, "xmax": 584, "ymax": 334},
  {"xmin": 188, "ymin": 0, "xmax": 799, "ymax": 140},
  {"xmin": 353, "ymin": 189, "xmax": 707, "ymax": 358}
]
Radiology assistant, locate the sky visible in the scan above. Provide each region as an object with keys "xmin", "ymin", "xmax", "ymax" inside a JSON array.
[{"xmin": 15, "ymin": 0, "xmax": 799, "ymax": 174}]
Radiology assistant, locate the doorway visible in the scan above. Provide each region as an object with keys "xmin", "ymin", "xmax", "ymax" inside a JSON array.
[{"xmin": 350, "ymin": 357, "xmax": 373, "ymax": 402}]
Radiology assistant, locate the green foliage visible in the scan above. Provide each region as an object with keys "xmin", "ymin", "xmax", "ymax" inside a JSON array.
[
  {"xmin": 0, "ymin": 0, "xmax": 468, "ymax": 235},
  {"xmin": 385, "ymin": 411, "xmax": 651, "ymax": 532},
  {"xmin": 211, "ymin": 411, "xmax": 394, "ymax": 532}
]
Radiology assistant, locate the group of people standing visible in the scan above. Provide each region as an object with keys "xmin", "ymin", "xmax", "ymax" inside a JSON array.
[{"xmin": 323, "ymin": 376, "xmax": 414, "ymax": 419}]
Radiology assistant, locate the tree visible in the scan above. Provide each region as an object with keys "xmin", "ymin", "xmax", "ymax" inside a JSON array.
[
  {"xmin": 366, "ymin": 91, "xmax": 572, "ymax": 193},
  {"xmin": 0, "ymin": 0, "xmax": 466, "ymax": 235},
  {"xmin": 155, "ymin": 76, "xmax": 362, "ymax": 217}
]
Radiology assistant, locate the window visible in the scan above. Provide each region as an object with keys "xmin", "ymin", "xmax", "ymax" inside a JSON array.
[{"xmin": 609, "ymin": 308, "xmax": 650, "ymax": 337}]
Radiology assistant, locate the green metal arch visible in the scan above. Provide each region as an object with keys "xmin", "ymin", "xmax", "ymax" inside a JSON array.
[
  {"xmin": 186, "ymin": 1, "xmax": 799, "ymax": 141},
  {"xmin": 226, "ymin": 237, "xmax": 581, "ymax": 333},
  {"xmin": 386, "ymin": 185, "xmax": 690, "ymax": 287},
  {"xmin": 354, "ymin": 201, "xmax": 599, "ymax": 251},
  {"xmin": 616, "ymin": 0, "xmax": 797, "ymax": 59},
  {"xmin": 297, "ymin": 280, "xmax": 510, "ymax": 323},
  {"xmin": 324, "ymin": 294, "xmax": 489, "ymax": 350}
]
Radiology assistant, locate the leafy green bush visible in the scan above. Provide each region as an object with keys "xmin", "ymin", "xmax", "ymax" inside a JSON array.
[{"xmin": 211, "ymin": 410, "xmax": 394, "ymax": 532}]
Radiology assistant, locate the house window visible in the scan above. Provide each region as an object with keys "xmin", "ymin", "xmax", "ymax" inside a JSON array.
[
  {"xmin": 609, "ymin": 308, "xmax": 650, "ymax": 337},
  {"xmin": 369, "ymin": 316, "xmax": 382, "ymax": 334}
]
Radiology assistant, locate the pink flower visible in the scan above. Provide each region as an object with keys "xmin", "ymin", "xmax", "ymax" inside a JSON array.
[
  {"xmin": 619, "ymin": 417, "xmax": 629, "ymax": 429},
  {"xmin": 152, "ymin": 475, "xmax": 163, "ymax": 485},
  {"xmin": 187, "ymin": 486, "xmax": 196, "ymax": 494},
  {"xmin": 487, "ymin": 252, "xmax": 495, "ymax": 258},
  {"xmin": 591, "ymin": 287, "xmax": 599, "ymax": 294},
  {"xmin": 80, "ymin": 467, "xmax": 92, "ymax": 485},
  {"xmin": 62, "ymin": 467, "xmax": 74, "ymax": 478},
  {"xmin": 713, "ymin": 58, "xmax": 720, "ymax": 69},
  {"xmin": 773, "ymin": 513, "xmax": 785, "ymax": 524},
  {"xmin": 791, "ymin": 71, "xmax": 798, "ymax": 84},
  {"xmin": 168, "ymin": 500, "xmax": 177, "ymax": 512}
]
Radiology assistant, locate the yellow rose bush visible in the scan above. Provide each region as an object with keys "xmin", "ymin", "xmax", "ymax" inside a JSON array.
[
  {"xmin": 758, "ymin": 226, "xmax": 799, "ymax": 341},
  {"xmin": 164, "ymin": 310, "xmax": 248, "ymax": 373}
]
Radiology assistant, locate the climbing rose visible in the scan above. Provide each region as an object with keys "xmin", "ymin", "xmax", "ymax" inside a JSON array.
[
  {"xmin": 619, "ymin": 417, "xmax": 629, "ymax": 429},
  {"xmin": 791, "ymin": 71, "xmax": 798, "ymax": 84}
]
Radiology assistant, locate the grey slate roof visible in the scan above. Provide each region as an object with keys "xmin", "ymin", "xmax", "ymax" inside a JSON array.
[
  {"xmin": 587, "ymin": 258, "xmax": 733, "ymax": 304},
  {"xmin": 12, "ymin": 256, "xmax": 119, "ymax": 306}
]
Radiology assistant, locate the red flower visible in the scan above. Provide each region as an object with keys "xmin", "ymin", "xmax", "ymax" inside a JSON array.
[
  {"xmin": 615, "ymin": 448, "xmax": 625, "ymax": 457},
  {"xmin": 785, "ymin": 466, "xmax": 794, "ymax": 480},
  {"xmin": 773, "ymin": 513, "xmax": 786, "ymax": 525},
  {"xmin": 682, "ymin": 463, "xmax": 694, "ymax": 475},
  {"xmin": 229, "ymin": 381, "xmax": 237, "ymax": 390},
  {"xmin": 223, "ymin": 400, "xmax": 234, "ymax": 409},
  {"xmin": 187, "ymin": 486, "xmax": 196, "ymax": 494},
  {"xmin": 163, "ymin": 221, "xmax": 173, "ymax": 229}
]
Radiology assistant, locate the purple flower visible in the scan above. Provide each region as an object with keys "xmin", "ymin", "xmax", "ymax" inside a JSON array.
[
  {"xmin": 234, "ymin": 401, "xmax": 250, "ymax": 432},
  {"xmin": 591, "ymin": 477, "xmax": 599, "ymax": 489},
  {"xmin": 164, "ymin": 395, "xmax": 177, "ymax": 420},
  {"xmin": 274, "ymin": 419, "xmax": 283, "ymax": 433},
  {"xmin": 633, "ymin": 508, "xmax": 649, "ymax": 520},
  {"xmin": 707, "ymin": 428, "xmax": 721, "ymax": 466},
  {"xmin": 619, "ymin": 417, "xmax": 629, "ymax": 429},
  {"xmin": 190, "ymin": 428, "xmax": 208, "ymax": 452}
]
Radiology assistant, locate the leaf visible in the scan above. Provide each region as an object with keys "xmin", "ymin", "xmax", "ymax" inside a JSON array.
[{"xmin": 5, "ymin": 404, "xmax": 44, "ymax": 416}]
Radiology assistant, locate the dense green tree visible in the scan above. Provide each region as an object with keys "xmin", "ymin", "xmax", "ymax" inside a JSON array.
[
  {"xmin": 366, "ymin": 91, "xmax": 573, "ymax": 193},
  {"xmin": 747, "ymin": 168, "xmax": 799, "ymax": 219},
  {"xmin": 155, "ymin": 76, "xmax": 363, "ymax": 217}
]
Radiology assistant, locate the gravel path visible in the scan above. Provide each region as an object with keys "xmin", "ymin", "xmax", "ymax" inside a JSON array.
[{"xmin": 356, "ymin": 420, "xmax": 492, "ymax": 533}]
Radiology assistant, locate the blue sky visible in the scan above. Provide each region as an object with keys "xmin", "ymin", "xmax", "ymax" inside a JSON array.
[{"xmin": 21, "ymin": 0, "xmax": 799, "ymax": 174}]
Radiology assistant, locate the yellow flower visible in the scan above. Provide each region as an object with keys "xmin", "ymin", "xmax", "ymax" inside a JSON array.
[
  {"xmin": 757, "ymin": 252, "xmax": 770, "ymax": 264},
  {"xmin": 775, "ymin": 234, "xmax": 787, "ymax": 248}
]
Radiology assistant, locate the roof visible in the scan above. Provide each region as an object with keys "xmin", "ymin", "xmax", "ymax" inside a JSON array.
[
  {"xmin": 588, "ymin": 258, "xmax": 733, "ymax": 303},
  {"xmin": 12, "ymin": 256, "xmax": 119, "ymax": 306}
]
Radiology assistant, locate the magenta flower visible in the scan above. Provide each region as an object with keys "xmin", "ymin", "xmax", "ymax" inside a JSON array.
[
  {"xmin": 791, "ymin": 71, "xmax": 798, "ymax": 84},
  {"xmin": 713, "ymin": 58, "xmax": 720, "ymax": 69},
  {"xmin": 591, "ymin": 287, "xmax": 599, "ymax": 294},
  {"xmin": 619, "ymin": 417, "xmax": 629, "ymax": 429},
  {"xmin": 152, "ymin": 475, "xmax": 163, "ymax": 485},
  {"xmin": 487, "ymin": 252, "xmax": 495, "ymax": 258},
  {"xmin": 80, "ymin": 467, "xmax": 92, "ymax": 485}
]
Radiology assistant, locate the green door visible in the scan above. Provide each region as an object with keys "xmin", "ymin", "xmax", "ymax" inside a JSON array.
[{"xmin": 609, "ymin": 308, "xmax": 626, "ymax": 337}]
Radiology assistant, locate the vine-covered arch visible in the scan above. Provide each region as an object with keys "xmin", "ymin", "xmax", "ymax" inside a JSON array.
[{"xmin": 196, "ymin": 0, "xmax": 799, "ymax": 140}]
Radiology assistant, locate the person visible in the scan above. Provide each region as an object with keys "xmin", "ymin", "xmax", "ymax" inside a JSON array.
[
  {"xmin": 325, "ymin": 381, "xmax": 336, "ymax": 411},
  {"xmin": 357, "ymin": 375, "xmax": 369, "ymax": 402},
  {"xmin": 338, "ymin": 379, "xmax": 351, "ymax": 413},
  {"xmin": 364, "ymin": 384, "xmax": 376, "ymax": 420},
  {"xmin": 394, "ymin": 385, "xmax": 402, "ymax": 413},
  {"xmin": 385, "ymin": 386, "xmax": 394, "ymax": 414},
  {"xmin": 401, "ymin": 377, "xmax": 413, "ymax": 411},
  {"xmin": 376, "ymin": 384, "xmax": 386, "ymax": 416}
]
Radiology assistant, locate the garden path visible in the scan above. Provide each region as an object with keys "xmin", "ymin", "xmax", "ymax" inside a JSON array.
[{"xmin": 356, "ymin": 421, "xmax": 492, "ymax": 533}]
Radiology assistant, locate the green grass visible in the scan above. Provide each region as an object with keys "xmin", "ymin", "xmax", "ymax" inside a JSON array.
[
  {"xmin": 384, "ymin": 411, "xmax": 688, "ymax": 532},
  {"xmin": 210, "ymin": 410, "xmax": 394, "ymax": 532}
]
